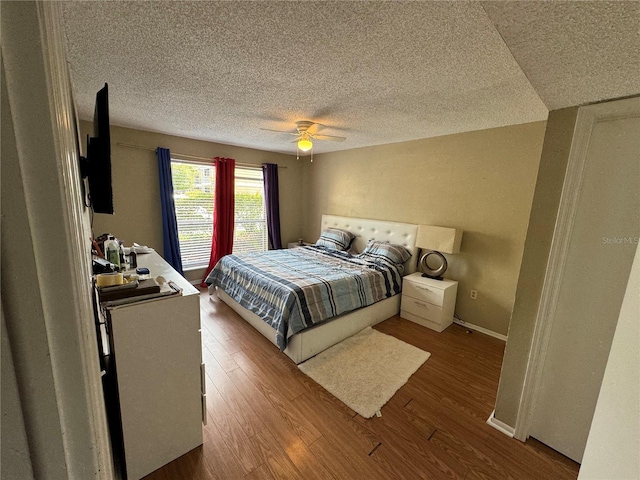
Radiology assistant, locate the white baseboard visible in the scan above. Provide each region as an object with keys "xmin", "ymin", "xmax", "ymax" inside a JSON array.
[
  {"xmin": 453, "ymin": 319, "xmax": 507, "ymax": 342},
  {"xmin": 486, "ymin": 410, "xmax": 515, "ymax": 438}
]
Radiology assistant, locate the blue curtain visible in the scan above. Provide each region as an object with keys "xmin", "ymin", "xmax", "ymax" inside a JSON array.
[
  {"xmin": 263, "ymin": 163, "xmax": 282, "ymax": 249},
  {"xmin": 157, "ymin": 147, "xmax": 184, "ymax": 274}
]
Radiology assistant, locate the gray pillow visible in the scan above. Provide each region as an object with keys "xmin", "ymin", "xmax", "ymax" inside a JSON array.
[
  {"xmin": 358, "ymin": 240, "xmax": 412, "ymax": 265},
  {"xmin": 315, "ymin": 227, "xmax": 355, "ymax": 251}
]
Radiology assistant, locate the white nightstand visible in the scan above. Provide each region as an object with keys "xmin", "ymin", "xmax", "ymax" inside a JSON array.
[
  {"xmin": 287, "ymin": 242, "xmax": 312, "ymax": 249},
  {"xmin": 400, "ymin": 273, "xmax": 458, "ymax": 332}
]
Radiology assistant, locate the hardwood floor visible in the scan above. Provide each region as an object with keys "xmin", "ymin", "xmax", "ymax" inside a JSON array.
[{"xmin": 144, "ymin": 290, "xmax": 579, "ymax": 480}]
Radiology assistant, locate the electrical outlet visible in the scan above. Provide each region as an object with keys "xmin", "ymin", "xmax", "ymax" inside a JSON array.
[{"xmin": 470, "ymin": 289, "xmax": 478, "ymax": 300}]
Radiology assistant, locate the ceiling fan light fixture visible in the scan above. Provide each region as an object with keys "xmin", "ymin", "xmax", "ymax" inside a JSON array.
[{"xmin": 298, "ymin": 137, "xmax": 313, "ymax": 152}]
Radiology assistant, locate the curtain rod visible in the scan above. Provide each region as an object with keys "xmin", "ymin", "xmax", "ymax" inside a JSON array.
[{"xmin": 115, "ymin": 142, "xmax": 287, "ymax": 168}]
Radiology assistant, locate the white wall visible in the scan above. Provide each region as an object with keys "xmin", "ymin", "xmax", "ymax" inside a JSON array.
[{"xmin": 579, "ymin": 244, "xmax": 639, "ymax": 479}]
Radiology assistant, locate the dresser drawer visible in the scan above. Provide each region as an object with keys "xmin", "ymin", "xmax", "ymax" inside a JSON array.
[
  {"xmin": 403, "ymin": 279, "xmax": 445, "ymax": 306},
  {"xmin": 401, "ymin": 295, "xmax": 445, "ymax": 323}
]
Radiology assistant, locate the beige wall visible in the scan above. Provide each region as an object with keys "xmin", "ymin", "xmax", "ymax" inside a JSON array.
[
  {"xmin": 80, "ymin": 122, "xmax": 305, "ymax": 282},
  {"xmin": 302, "ymin": 121, "xmax": 547, "ymax": 336},
  {"xmin": 83, "ymin": 120, "xmax": 547, "ymax": 334},
  {"xmin": 494, "ymin": 107, "xmax": 579, "ymax": 426}
]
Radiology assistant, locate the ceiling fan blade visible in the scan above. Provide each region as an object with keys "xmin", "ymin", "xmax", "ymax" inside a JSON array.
[
  {"xmin": 306, "ymin": 122, "xmax": 323, "ymax": 134},
  {"xmin": 260, "ymin": 128, "xmax": 298, "ymax": 135},
  {"xmin": 312, "ymin": 134, "xmax": 346, "ymax": 142}
]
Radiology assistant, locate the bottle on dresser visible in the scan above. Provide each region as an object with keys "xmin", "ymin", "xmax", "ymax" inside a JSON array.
[
  {"xmin": 128, "ymin": 249, "xmax": 137, "ymax": 269},
  {"xmin": 104, "ymin": 235, "xmax": 121, "ymax": 270}
]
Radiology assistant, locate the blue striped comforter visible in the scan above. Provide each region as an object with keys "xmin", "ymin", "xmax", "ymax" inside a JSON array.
[{"xmin": 206, "ymin": 246, "xmax": 403, "ymax": 350}]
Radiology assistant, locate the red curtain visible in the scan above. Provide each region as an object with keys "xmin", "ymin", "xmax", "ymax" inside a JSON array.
[{"xmin": 202, "ymin": 157, "xmax": 235, "ymax": 286}]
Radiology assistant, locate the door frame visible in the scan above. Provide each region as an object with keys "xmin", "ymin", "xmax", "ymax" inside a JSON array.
[
  {"xmin": 1, "ymin": 1, "xmax": 113, "ymax": 477},
  {"xmin": 513, "ymin": 96, "xmax": 640, "ymax": 442}
]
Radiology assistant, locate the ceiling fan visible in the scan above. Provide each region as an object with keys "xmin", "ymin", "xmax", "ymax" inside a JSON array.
[{"xmin": 261, "ymin": 120, "xmax": 346, "ymax": 154}]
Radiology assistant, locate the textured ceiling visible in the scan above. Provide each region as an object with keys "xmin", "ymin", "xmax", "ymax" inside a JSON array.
[
  {"xmin": 61, "ymin": 1, "xmax": 639, "ymax": 155},
  {"xmin": 482, "ymin": 1, "xmax": 640, "ymax": 111}
]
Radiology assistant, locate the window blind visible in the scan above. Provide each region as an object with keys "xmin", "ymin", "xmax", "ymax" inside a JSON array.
[
  {"xmin": 234, "ymin": 166, "xmax": 268, "ymax": 254},
  {"xmin": 170, "ymin": 160, "xmax": 267, "ymax": 270},
  {"xmin": 171, "ymin": 160, "xmax": 214, "ymax": 269}
]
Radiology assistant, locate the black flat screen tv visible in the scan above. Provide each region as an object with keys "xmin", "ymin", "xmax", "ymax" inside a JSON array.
[{"xmin": 80, "ymin": 83, "xmax": 113, "ymax": 214}]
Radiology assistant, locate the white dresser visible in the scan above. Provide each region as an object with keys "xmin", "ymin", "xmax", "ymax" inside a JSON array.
[
  {"xmin": 400, "ymin": 273, "xmax": 458, "ymax": 332},
  {"xmin": 100, "ymin": 252, "xmax": 204, "ymax": 480}
]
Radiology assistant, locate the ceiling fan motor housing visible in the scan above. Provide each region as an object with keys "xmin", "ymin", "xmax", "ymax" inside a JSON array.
[{"xmin": 296, "ymin": 120, "xmax": 315, "ymax": 133}]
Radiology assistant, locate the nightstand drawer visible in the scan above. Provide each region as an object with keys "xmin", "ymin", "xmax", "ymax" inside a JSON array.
[
  {"xmin": 401, "ymin": 295, "xmax": 444, "ymax": 323},
  {"xmin": 403, "ymin": 280, "xmax": 445, "ymax": 306},
  {"xmin": 400, "ymin": 310, "xmax": 452, "ymax": 333}
]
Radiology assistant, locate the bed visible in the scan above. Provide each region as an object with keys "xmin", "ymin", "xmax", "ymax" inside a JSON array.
[{"xmin": 207, "ymin": 215, "xmax": 419, "ymax": 364}]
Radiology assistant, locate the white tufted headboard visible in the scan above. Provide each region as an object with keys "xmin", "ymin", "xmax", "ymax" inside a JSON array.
[{"xmin": 321, "ymin": 214, "xmax": 419, "ymax": 275}]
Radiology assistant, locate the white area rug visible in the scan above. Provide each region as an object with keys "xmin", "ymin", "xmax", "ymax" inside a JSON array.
[{"xmin": 298, "ymin": 327, "xmax": 430, "ymax": 418}]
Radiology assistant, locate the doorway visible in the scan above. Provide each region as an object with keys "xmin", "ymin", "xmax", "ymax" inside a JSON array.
[{"xmin": 518, "ymin": 97, "xmax": 640, "ymax": 462}]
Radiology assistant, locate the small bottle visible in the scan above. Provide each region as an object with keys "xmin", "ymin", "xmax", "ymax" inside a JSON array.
[
  {"xmin": 128, "ymin": 249, "xmax": 138, "ymax": 269},
  {"xmin": 104, "ymin": 236, "xmax": 121, "ymax": 269},
  {"xmin": 119, "ymin": 242, "xmax": 127, "ymax": 270}
]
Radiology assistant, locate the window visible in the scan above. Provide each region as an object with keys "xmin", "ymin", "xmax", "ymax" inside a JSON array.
[
  {"xmin": 171, "ymin": 161, "xmax": 214, "ymax": 269},
  {"xmin": 234, "ymin": 167, "xmax": 268, "ymax": 254},
  {"xmin": 170, "ymin": 160, "xmax": 267, "ymax": 269}
]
